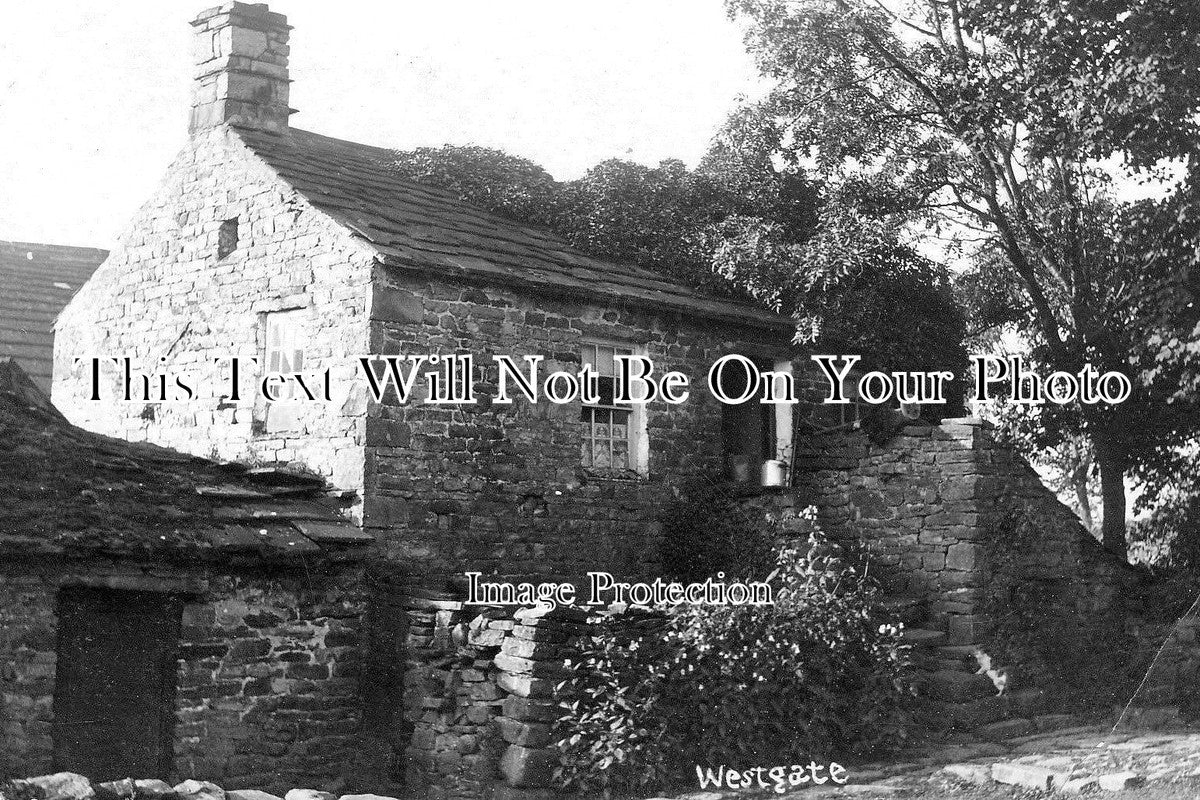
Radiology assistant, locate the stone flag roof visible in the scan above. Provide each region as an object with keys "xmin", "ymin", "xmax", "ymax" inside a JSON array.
[
  {"xmin": 0, "ymin": 240, "xmax": 109, "ymax": 392},
  {"xmin": 237, "ymin": 127, "xmax": 794, "ymax": 332},
  {"xmin": 0, "ymin": 358, "xmax": 372, "ymax": 562}
]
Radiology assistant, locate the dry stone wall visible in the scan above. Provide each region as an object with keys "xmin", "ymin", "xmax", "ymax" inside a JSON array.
[{"xmin": 793, "ymin": 414, "xmax": 1128, "ymax": 646}]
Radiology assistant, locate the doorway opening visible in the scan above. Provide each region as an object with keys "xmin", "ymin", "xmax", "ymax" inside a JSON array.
[{"xmin": 52, "ymin": 587, "xmax": 182, "ymax": 780}]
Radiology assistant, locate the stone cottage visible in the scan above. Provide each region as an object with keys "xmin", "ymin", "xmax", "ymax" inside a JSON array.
[
  {"xmin": 0, "ymin": 358, "xmax": 372, "ymax": 791},
  {"xmin": 39, "ymin": 2, "xmax": 1146, "ymax": 797},
  {"xmin": 52, "ymin": 2, "xmax": 797, "ymax": 589}
]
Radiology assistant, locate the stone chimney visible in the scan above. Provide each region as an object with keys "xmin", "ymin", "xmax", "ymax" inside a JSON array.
[{"xmin": 189, "ymin": 3, "xmax": 293, "ymax": 135}]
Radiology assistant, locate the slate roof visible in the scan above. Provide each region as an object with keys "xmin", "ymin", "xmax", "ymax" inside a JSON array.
[
  {"xmin": 0, "ymin": 240, "xmax": 109, "ymax": 392},
  {"xmin": 237, "ymin": 127, "xmax": 793, "ymax": 332},
  {"xmin": 0, "ymin": 358, "xmax": 372, "ymax": 563}
]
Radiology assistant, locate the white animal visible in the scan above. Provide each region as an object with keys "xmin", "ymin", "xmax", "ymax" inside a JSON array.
[{"xmin": 971, "ymin": 647, "xmax": 1009, "ymax": 696}]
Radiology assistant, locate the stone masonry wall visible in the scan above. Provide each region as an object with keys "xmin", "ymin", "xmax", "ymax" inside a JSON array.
[
  {"xmin": 793, "ymin": 415, "xmax": 1126, "ymax": 645},
  {"xmin": 52, "ymin": 126, "xmax": 374, "ymax": 504},
  {"xmin": 364, "ymin": 267, "xmax": 787, "ymax": 584},
  {"xmin": 0, "ymin": 574, "xmax": 56, "ymax": 776},
  {"xmin": 174, "ymin": 568, "xmax": 368, "ymax": 793},
  {"xmin": 0, "ymin": 559, "xmax": 368, "ymax": 791},
  {"xmin": 395, "ymin": 597, "xmax": 624, "ymax": 800}
]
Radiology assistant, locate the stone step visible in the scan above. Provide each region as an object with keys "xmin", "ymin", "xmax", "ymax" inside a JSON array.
[
  {"xmin": 936, "ymin": 644, "xmax": 979, "ymax": 658},
  {"xmin": 919, "ymin": 670, "xmax": 997, "ymax": 703},
  {"xmin": 976, "ymin": 717, "xmax": 1036, "ymax": 740},
  {"xmin": 916, "ymin": 695, "xmax": 1008, "ymax": 729},
  {"xmin": 916, "ymin": 688, "xmax": 1057, "ymax": 734},
  {"xmin": 901, "ymin": 628, "xmax": 947, "ymax": 649},
  {"xmin": 1005, "ymin": 688, "xmax": 1050, "ymax": 717},
  {"xmin": 876, "ymin": 595, "xmax": 928, "ymax": 626}
]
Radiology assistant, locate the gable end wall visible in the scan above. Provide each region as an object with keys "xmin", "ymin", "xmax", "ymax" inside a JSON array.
[{"xmin": 52, "ymin": 127, "xmax": 374, "ymax": 498}]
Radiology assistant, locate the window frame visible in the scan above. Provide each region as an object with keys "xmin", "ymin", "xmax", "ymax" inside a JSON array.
[
  {"xmin": 578, "ymin": 340, "xmax": 650, "ymax": 477},
  {"xmin": 719, "ymin": 355, "xmax": 796, "ymax": 486},
  {"xmin": 256, "ymin": 308, "xmax": 308, "ymax": 432}
]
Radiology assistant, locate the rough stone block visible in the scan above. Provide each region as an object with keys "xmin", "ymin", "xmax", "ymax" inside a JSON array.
[
  {"xmin": 174, "ymin": 782, "xmax": 225, "ymax": 800},
  {"xmin": 939, "ymin": 764, "xmax": 989, "ymax": 784},
  {"xmin": 499, "ymin": 745, "xmax": 558, "ymax": 788},
  {"xmin": 502, "ymin": 637, "xmax": 563, "ymax": 660},
  {"xmin": 497, "ymin": 716, "xmax": 553, "ymax": 748},
  {"xmin": 989, "ymin": 762, "xmax": 1066, "ymax": 790},
  {"xmin": 502, "ymin": 695, "xmax": 560, "ymax": 723},
  {"xmin": 495, "ymin": 653, "xmax": 566, "ymax": 677},
  {"xmin": 497, "ymin": 671, "xmax": 556, "ymax": 699},
  {"xmin": 228, "ymin": 792, "xmax": 282, "ymax": 800},
  {"xmin": 946, "ymin": 543, "xmax": 977, "ymax": 571},
  {"xmin": 1097, "ymin": 772, "xmax": 1143, "ymax": 790},
  {"xmin": 22, "ymin": 774, "xmax": 95, "ymax": 800},
  {"xmin": 284, "ymin": 791, "xmax": 333, "ymax": 800},
  {"xmin": 469, "ymin": 628, "xmax": 505, "ymax": 647}
]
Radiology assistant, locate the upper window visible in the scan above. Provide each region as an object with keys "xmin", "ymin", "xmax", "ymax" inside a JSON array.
[
  {"xmin": 217, "ymin": 218, "xmax": 239, "ymax": 259},
  {"xmin": 266, "ymin": 310, "xmax": 305, "ymax": 375},
  {"xmin": 580, "ymin": 342, "xmax": 647, "ymax": 475},
  {"xmin": 264, "ymin": 310, "xmax": 306, "ymax": 405}
]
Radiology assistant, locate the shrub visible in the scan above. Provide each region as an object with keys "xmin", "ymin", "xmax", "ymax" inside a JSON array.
[
  {"xmin": 555, "ymin": 513, "xmax": 915, "ymax": 796},
  {"xmin": 552, "ymin": 612, "xmax": 671, "ymax": 796},
  {"xmin": 658, "ymin": 525, "xmax": 914, "ymax": 771}
]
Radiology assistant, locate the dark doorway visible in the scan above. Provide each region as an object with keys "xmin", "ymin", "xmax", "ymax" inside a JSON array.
[{"xmin": 53, "ymin": 587, "xmax": 182, "ymax": 780}]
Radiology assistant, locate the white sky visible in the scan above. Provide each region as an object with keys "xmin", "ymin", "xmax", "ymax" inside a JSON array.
[{"xmin": 0, "ymin": 1, "xmax": 763, "ymax": 248}]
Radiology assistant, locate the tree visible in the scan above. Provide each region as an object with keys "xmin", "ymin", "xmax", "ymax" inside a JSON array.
[{"xmin": 724, "ymin": 0, "xmax": 1200, "ymax": 557}]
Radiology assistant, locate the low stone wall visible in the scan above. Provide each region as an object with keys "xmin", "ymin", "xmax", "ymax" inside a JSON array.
[
  {"xmin": 0, "ymin": 559, "xmax": 368, "ymax": 791},
  {"xmin": 397, "ymin": 597, "xmax": 589, "ymax": 800},
  {"xmin": 173, "ymin": 571, "xmax": 368, "ymax": 792}
]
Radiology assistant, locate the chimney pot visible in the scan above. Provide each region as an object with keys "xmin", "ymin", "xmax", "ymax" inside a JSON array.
[{"xmin": 189, "ymin": 2, "xmax": 293, "ymax": 135}]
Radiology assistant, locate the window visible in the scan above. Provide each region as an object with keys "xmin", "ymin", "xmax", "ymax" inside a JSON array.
[
  {"xmin": 580, "ymin": 342, "xmax": 646, "ymax": 474},
  {"xmin": 718, "ymin": 356, "xmax": 794, "ymax": 486},
  {"xmin": 217, "ymin": 218, "xmax": 239, "ymax": 259},
  {"xmin": 260, "ymin": 310, "xmax": 306, "ymax": 430},
  {"xmin": 266, "ymin": 310, "xmax": 305, "ymax": 376}
]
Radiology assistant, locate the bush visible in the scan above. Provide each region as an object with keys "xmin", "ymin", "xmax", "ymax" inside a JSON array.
[
  {"xmin": 552, "ymin": 612, "xmax": 671, "ymax": 796},
  {"xmin": 555, "ymin": 514, "xmax": 915, "ymax": 796}
]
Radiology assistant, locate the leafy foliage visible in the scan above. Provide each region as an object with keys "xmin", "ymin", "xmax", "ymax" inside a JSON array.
[
  {"xmin": 555, "ymin": 514, "xmax": 914, "ymax": 795},
  {"xmin": 392, "ymin": 145, "xmax": 561, "ymax": 227},
  {"xmin": 724, "ymin": 0, "xmax": 1200, "ymax": 555},
  {"xmin": 390, "ymin": 140, "xmax": 967, "ymax": 391},
  {"xmin": 551, "ymin": 612, "xmax": 670, "ymax": 797}
]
